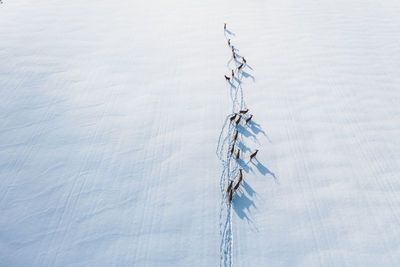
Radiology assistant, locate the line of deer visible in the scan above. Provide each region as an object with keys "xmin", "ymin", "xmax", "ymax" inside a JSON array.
[
  {"xmin": 224, "ymin": 24, "xmax": 248, "ymax": 65},
  {"xmin": 223, "ymin": 24, "xmax": 261, "ymax": 205}
]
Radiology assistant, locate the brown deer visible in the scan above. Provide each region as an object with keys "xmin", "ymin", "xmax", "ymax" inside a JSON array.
[
  {"xmin": 230, "ymin": 144, "xmax": 235, "ymax": 155},
  {"xmin": 224, "ymin": 75, "xmax": 230, "ymax": 81},
  {"xmin": 239, "ymin": 108, "xmax": 249, "ymax": 114},
  {"xmin": 231, "ymin": 70, "xmax": 234, "ymax": 78},
  {"xmin": 233, "ymin": 52, "xmax": 236, "ymax": 60},
  {"xmin": 233, "ymin": 130, "xmax": 238, "ymax": 141},
  {"xmin": 235, "ymin": 115, "xmax": 241, "ymax": 125},
  {"xmin": 233, "ymin": 169, "xmax": 243, "ymax": 191},
  {"xmin": 228, "ymin": 188, "xmax": 233, "ymax": 203},
  {"xmin": 236, "ymin": 149, "xmax": 240, "ymax": 159},
  {"xmin": 228, "ymin": 39, "xmax": 231, "ymax": 46},
  {"xmin": 226, "ymin": 180, "xmax": 233, "ymax": 194},
  {"xmin": 242, "ymin": 57, "xmax": 247, "ymax": 64},
  {"xmin": 250, "ymin": 149, "xmax": 259, "ymax": 161},
  {"xmin": 238, "ymin": 63, "xmax": 244, "ymax": 71},
  {"xmin": 224, "ymin": 23, "xmax": 226, "ymax": 30},
  {"xmin": 230, "ymin": 113, "xmax": 237, "ymax": 122},
  {"xmin": 245, "ymin": 114, "xmax": 253, "ymax": 124},
  {"xmin": 231, "ymin": 46, "xmax": 234, "ymax": 53}
]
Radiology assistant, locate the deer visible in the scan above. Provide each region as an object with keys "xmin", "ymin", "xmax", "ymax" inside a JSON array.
[
  {"xmin": 233, "ymin": 52, "xmax": 236, "ymax": 60},
  {"xmin": 224, "ymin": 23, "xmax": 226, "ymax": 30},
  {"xmin": 226, "ymin": 180, "xmax": 233, "ymax": 194},
  {"xmin": 238, "ymin": 63, "xmax": 244, "ymax": 71},
  {"xmin": 250, "ymin": 149, "xmax": 259, "ymax": 161},
  {"xmin": 228, "ymin": 188, "xmax": 233, "ymax": 203},
  {"xmin": 224, "ymin": 75, "xmax": 230, "ymax": 81},
  {"xmin": 236, "ymin": 148, "xmax": 240, "ymax": 159},
  {"xmin": 245, "ymin": 114, "xmax": 253, "ymax": 124},
  {"xmin": 230, "ymin": 144, "xmax": 235, "ymax": 155},
  {"xmin": 229, "ymin": 113, "xmax": 237, "ymax": 122},
  {"xmin": 231, "ymin": 70, "xmax": 234, "ymax": 78},
  {"xmin": 233, "ymin": 130, "xmax": 238, "ymax": 141},
  {"xmin": 239, "ymin": 108, "xmax": 249, "ymax": 114},
  {"xmin": 228, "ymin": 39, "xmax": 231, "ymax": 46},
  {"xmin": 235, "ymin": 115, "xmax": 241, "ymax": 125},
  {"xmin": 231, "ymin": 46, "xmax": 234, "ymax": 53},
  {"xmin": 233, "ymin": 169, "xmax": 243, "ymax": 191},
  {"xmin": 242, "ymin": 57, "xmax": 247, "ymax": 64}
]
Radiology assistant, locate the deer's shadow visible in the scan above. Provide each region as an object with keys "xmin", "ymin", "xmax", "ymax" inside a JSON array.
[
  {"xmin": 251, "ymin": 159, "xmax": 278, "ymax": 183},
  {"xmin": 228, "ymin": 81, "xmax": 236, "ymax": 89},
  {"xmin": 248, "ymin": 120, "xmax": 272, "ymax": 143},
  {"xmin": 242, "ymin": 71, "xmax": 255, "ymax": 81},
  {"xmin": 245, "ymin": 64, "xmax": 254, "ymax": 71},
  {"xmin": 249, "ymin": 122, "xmax": 266, "ymax": 136},
  {"xmin": 233, "ymin": 77, "xmax": 242, "ymax": 84},
  {"xmin": 237, "ymin": 140, "xmax": 251, "ymax": 154},
  {"xmin": 236, "ymin": 124, "xmax": 256, "ymax": 139},
  {"xmin": 233, "ymin": 191, "xmax": 256, "ymax": 221},
  {"xmin": 225, "ymin": 29, "xmax": 236, "ymax": 36},
  {"xmin": 234, "ymin": 53, "xmax": 243, "ymax": 60},
  {"xmin": 237, "ymin": 158, "xmax": 253, "ymax": 173},
  {"xmin": 232, "ymin": 183, "xmax": 259, "ymax": 232},
  {"xmin": 242, "ymin": 180, "xmax": 256, "ymax": 197}
]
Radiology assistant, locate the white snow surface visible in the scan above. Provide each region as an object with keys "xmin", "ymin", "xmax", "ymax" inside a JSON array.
[{"xmin": 1, "ymin": 0, "xmax": 400, "ymax": 266}]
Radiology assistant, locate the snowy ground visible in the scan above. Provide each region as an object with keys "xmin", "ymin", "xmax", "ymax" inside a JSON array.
[{"xmin": 1, "ymin": 0, "xmax": 400, "ymax": 266}]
